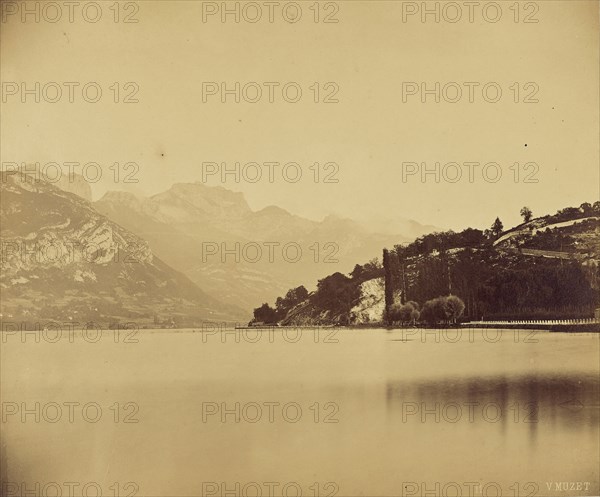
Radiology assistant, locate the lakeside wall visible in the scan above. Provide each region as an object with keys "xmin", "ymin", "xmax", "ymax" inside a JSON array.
[{"xmin": 462, "ymin": 320, "xmax": 600, "ymax": 333}]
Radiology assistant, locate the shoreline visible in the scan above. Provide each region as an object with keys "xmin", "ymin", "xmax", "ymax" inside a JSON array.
[
  {"xmin": 2, "ymin": 321, "xmax": 597, "ymax": 334},
  {"xmin": 237, "ymin": 322, "xmax": 600, "ymax": 333}
]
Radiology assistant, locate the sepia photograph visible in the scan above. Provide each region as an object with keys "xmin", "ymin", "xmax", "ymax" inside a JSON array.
[{"xmin": 0, "ymin": 0, "xmax": 599, "ymax": 495}]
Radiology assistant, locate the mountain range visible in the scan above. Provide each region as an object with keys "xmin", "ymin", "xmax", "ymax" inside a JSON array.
[
  {"xmin": 1, "ymin": 172, "xmax": 435, "ymax": 325},
  {"xmin": 93, "ymin": 182, "xmax": 432, "ymax": 311}
]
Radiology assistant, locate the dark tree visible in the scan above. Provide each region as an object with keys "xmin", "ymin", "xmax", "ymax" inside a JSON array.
[
  {"xmin": 383, "ymin": 249, "xmax": 394, "ymax": 323},
  {"xmin": 314, "ymin": 272, "xmax": 357, "ymax": 312},
  {"xmin": 445, "ymin": 295, "xmax": 465, "ymax": 323},
  {"xmin": 253, "ymin": 303, "xmax": 278, "ymax": 324},
  {"xmin": 520, "ymin": 206, "xmax": 533, "ymax": 223},
  {"xmin": 491, "ymin": 217, "xmax": 504, "ymax": 238},
  {"xmin": 274, "ymin": 286, "xmax": 310, "ymax": 320}
]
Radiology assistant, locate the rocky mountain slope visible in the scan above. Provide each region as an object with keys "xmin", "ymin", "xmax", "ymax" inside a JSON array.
[
  {"xmin": 279, "ymin": 276, "xmax": 386, "ymax": 326},
  {"xmin": 3, "ymin": 164, "xmax": 94, "ymax": 202},
  {"xmin": 94, "ymin": 182, "xmax": 410, "ymax": 311},
  {"xmin": 0, "ymin": 173, "xmax": 246, "ymax": 326},
  {"xmin": 47, "ymin": 169, "xmax": 93, "ymax": 202}
]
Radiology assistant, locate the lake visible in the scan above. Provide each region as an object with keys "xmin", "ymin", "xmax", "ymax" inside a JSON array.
[{"xmin": 1, "ymin": 327, "xmax": 598, "ymax": 497}]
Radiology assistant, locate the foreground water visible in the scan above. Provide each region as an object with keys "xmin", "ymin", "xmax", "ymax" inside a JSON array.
[{"xmin": 1, "ymin": 327, "xmax": 598, "ymax": 497}]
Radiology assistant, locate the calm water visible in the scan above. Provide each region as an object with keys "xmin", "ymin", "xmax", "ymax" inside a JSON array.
[{"xmin": 1, "ymin": 327, "xmax": 598, "ymax": 497}]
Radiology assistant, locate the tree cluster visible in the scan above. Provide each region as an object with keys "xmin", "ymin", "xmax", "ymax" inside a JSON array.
[
  {"xmin": 388, "ymin": 301, "xmax": 420, "ymax": 325},
  {"xmin": 419, "ymin": 295, "xmax": 466, "ymax": 326},
  {"xmin": 252, "ymin": 285, "xmax": 309, "ymax": 324},
  {"xmin": 252, "ymin": 258, "xmax": 384, "ymax": 325}
]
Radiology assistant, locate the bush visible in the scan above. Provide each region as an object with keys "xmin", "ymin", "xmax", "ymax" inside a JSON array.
[
  {"xmin": 420, "ymin": 295, "xmax": 465, "ymax": 326},
  {"xmin": 445, "ymin": 295, "xmax": 465, "ymax": 322},
  {"xmin": 252, "ymin": 303, "xmax": 278, "ymax": 324},
  {"xmin": 388, "ymin": 301, "xmax": 420, "ymax": 325}
]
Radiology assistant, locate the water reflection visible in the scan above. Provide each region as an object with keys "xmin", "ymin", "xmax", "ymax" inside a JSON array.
[{"xmin": 386, "ymin": 373, "xmax": 600, "ymax": 445}]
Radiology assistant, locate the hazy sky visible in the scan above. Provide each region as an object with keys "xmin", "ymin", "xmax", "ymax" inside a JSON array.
[{"xmin": 1, "ymin": 0, "xmax": 598, "ymax": 232}]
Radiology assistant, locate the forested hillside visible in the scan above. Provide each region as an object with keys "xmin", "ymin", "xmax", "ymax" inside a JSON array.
[{"xmin": 253, "ymin": 203, "xmax": 600, "ymax": 326}]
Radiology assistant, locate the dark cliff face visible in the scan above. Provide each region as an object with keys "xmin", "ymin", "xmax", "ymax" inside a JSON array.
[{"xmin": 0, "ymin": 173, "xmax": 247, "ymax": 326}]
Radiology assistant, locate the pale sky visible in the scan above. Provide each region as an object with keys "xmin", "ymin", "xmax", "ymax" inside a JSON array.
[{"xmin": 1, "ymin": 0, "xmax": 598, "ymax": 232}]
